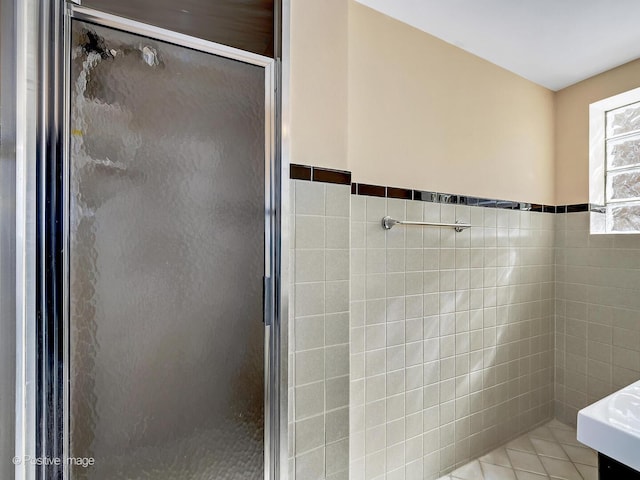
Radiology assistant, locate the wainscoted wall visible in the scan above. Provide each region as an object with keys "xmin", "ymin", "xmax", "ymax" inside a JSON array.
[
  {"xmin": 287, "ymin": 165, "xmax": 637, "ymax": 480},
  {"xmin": 349, "ymin": 197, "xmax": 555, "ymax": 480},
  {"xmin": 289, "ymin": 179, "xmax": 351, "ymax": 480},
  {"xmin": 555, "ymin": 212, "xmax": 640, "ymax": 426}
]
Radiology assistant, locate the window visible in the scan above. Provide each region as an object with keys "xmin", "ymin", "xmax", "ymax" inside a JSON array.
[{"xmin": 590, "ymin": 86, "xmax": 640, "ymax": 234}]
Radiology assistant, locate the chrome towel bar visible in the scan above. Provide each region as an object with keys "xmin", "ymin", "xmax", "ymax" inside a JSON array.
[{"xmin": 381, "ymin": 216, "xmax": 471, "ymax": 232}]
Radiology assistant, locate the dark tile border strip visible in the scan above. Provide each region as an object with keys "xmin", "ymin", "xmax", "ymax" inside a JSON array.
[
  {"xmin": 290, "ymin": 163, "xmax": 591, "ymax": 213},
  {"xmin": 566, "ymin": 203, "xmax": 589, "ymax": 213},
  {"xmin": 290, "ymin": 164, "xmax": 311, "ymax": 181},
  {"xmin": 530, "ymin": 204, "xmax": 544, "ymax": 212},
  {"xmin": 386, "ymin": 187, "xmax": 412, "ymax": 200},
  {"xmin": 312, "ymin": 167, "xmax": 351, "ymax": 185},
  {"xmin": 355, "ymin": 183, "xmax": 386, "ymax": 197},
  {"xmin": 290, "ymin": 164, "xmax": 351, "ymax": 185}
]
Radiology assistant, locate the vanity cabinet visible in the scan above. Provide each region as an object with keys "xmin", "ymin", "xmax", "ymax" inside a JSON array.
[{"xmin": 599, "ymin": 453, "xmax": 640, "ymax": 479}]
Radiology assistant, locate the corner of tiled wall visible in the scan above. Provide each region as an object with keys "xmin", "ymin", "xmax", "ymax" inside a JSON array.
[
  {"xmin": 554, "ymin": 210, "xmax": 640, "ymax": 427},
  {"xmin": 290, "ymin": 179, "xmax": 351, "ymax": 480}
]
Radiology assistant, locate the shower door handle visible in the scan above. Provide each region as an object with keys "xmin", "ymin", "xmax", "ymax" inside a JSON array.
[{"xmin": 263, "ymin": 275, "xmax": 272, "ymax": 326}]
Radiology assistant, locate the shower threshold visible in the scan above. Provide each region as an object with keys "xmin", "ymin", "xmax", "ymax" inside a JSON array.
[{"xmin": 437, "ymin": 420, "xmax": 597, "ymax": 480}]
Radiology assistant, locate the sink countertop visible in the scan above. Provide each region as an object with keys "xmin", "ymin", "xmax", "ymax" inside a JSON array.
[{"xmin": 577, "ymin": 378, "xmax": 640, "ymax": 472}]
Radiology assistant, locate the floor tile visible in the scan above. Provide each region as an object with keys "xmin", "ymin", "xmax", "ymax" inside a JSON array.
[
  {"xmin": 551, "ymin": 428, "xmax": 583, "ymax": 447},
  {"xmin": 527, "ymin": 426, "xmax": 556, "ymax": 442},
  {"xmin": 506, "ymin": 449, "xmax": 546, "ymax": 475},
  {"xmin": 438, "ymin": 420, "xmax": 595, "ymax": 480},
  {"xmin": 515, "ymin": 471, "xmax": 549, "ymax": 480},
  {"xmin": 546, "ymin": 419, "xmax": 573, "ymax": 431},
  {"xmin": 480, "ymin": 448, "xmax": 512, "ymax": 468},
  {"xmin": 574, "ymin": 463, "xmax": 597, "ymax": 480},
  {"xmin": 505, "ymin": 436, "xmax": 537, "ymax": 454},
  {"xmin": 560, "ymin": 444, "xmax": 597, "ymax": 467},
  {"xmin": 481, "ymin": 462, "xmax": 517, "ymax": 480},
  {"xmin": 451, "ymin": 460, "xmax": 484, "ymax": 480},
  {"xmin": 538, "ymin": 456, "xmax": 582, "ymax": 480},
  {"xmin": 549, "ymin": 428, "xmax": 582, "ymax": 447},
  {"xmin": 529, "ymin": 438, "xmax": 569, "ymax": 460}
]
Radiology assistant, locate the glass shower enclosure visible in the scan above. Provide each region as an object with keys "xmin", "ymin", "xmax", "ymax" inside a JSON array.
[{"xmin": 23, "ymin": 3, "xmax": 282, "ymax": 479}]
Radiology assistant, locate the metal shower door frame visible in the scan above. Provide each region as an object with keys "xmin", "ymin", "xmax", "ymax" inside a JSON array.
[{"xmin": 34, "ymin": 2, "xmax": 283, "ymax": 479}]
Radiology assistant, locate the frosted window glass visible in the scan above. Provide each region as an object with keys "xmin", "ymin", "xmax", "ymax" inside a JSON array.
[
  {"xmin": 606, "ymin": 134, "xmax": 640, "ymax": 170},
  {"xmin": 608, "ymin": 203, "xmax": 640, "ymax": 232},
  {"xmin": 607, "ymin": 101, "xmax": 640, "ymax": 138},
  {"xmin": 606, "ymin": 168, "xmax": 640, "ymax": 202},
  {"xmin": 69, "ymin": 20, "xmax": 266, "ymax": 479}
]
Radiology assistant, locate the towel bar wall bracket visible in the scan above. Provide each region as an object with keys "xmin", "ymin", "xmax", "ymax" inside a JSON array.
[{"xmin": 381, "ymin": 216, "xmax": 471, "ymax": 232}]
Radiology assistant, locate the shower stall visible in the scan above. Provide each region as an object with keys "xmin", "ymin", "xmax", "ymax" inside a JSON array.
[{"xmin": 1, "ymin": 0, "xmax": 288, "ymax": 479}]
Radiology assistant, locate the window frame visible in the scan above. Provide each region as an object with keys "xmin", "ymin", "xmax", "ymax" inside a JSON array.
[{"xmin": 589, "ymin": 86, "xmax": 640, "ymax": 234}]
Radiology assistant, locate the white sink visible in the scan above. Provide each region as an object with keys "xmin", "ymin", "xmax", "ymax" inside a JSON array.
[{"xmin": 577, "ymin": 379, "xmax": 640, "ymax": 472}]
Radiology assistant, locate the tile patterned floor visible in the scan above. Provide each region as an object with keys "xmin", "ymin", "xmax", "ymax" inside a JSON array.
[{"xmin": 437, "ymin": 419, "xmax": 597, "ymax": 480}]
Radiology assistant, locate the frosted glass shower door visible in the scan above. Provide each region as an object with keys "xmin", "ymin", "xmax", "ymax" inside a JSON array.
[{"xmin": 68, "ymin": 18, "xmax": 271, "ymax": 479}]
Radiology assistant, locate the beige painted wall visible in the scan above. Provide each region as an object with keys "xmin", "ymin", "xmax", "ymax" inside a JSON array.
[
  {"xmin": 289, "ymin": 2, "xmax": 625, "ymax": 205},
  {"xmin": 555, "ymin": 58, "xmax": 640, "ymax": 205},
  {"xmin": 289, "ymin": 0, "xmax": 348, "ymax": 171},
  {"xmin": 347, "ymin": 2, "xmax": 556, "ymax": 204}
]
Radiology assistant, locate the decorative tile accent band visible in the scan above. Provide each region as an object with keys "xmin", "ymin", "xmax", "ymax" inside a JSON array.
[
  {"xmin": 289, "ymin": 164, "xmax": 591, "ymax": 213},
  {"xmin": 289, "ymin": 164, "xmax": 351, "ymax": 185},
  {"xmin": 351, "ymin": 182, "xmax": 561, "ymax": 212}
]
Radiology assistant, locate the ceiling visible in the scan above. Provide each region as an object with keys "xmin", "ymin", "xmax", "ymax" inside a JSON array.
[{"xmin": 355, "ymin": 0, "xmax": 640, "ymax": 91}]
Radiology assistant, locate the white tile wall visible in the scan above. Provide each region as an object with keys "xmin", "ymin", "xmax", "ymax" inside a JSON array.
[
  {"xmin": 555, "ymin": 211, "xmax": 640, "ymax": 426},
  {"xmin": 290, "ymin": 180, "xmax": 351, "ymax": 480},
  {"xmin": 287, "ymin": 179, "xmax": 634, "ymax": 480},
  {"xmin": 350, "ymin": 198, "xmax": 554, "ymax": 480}
]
